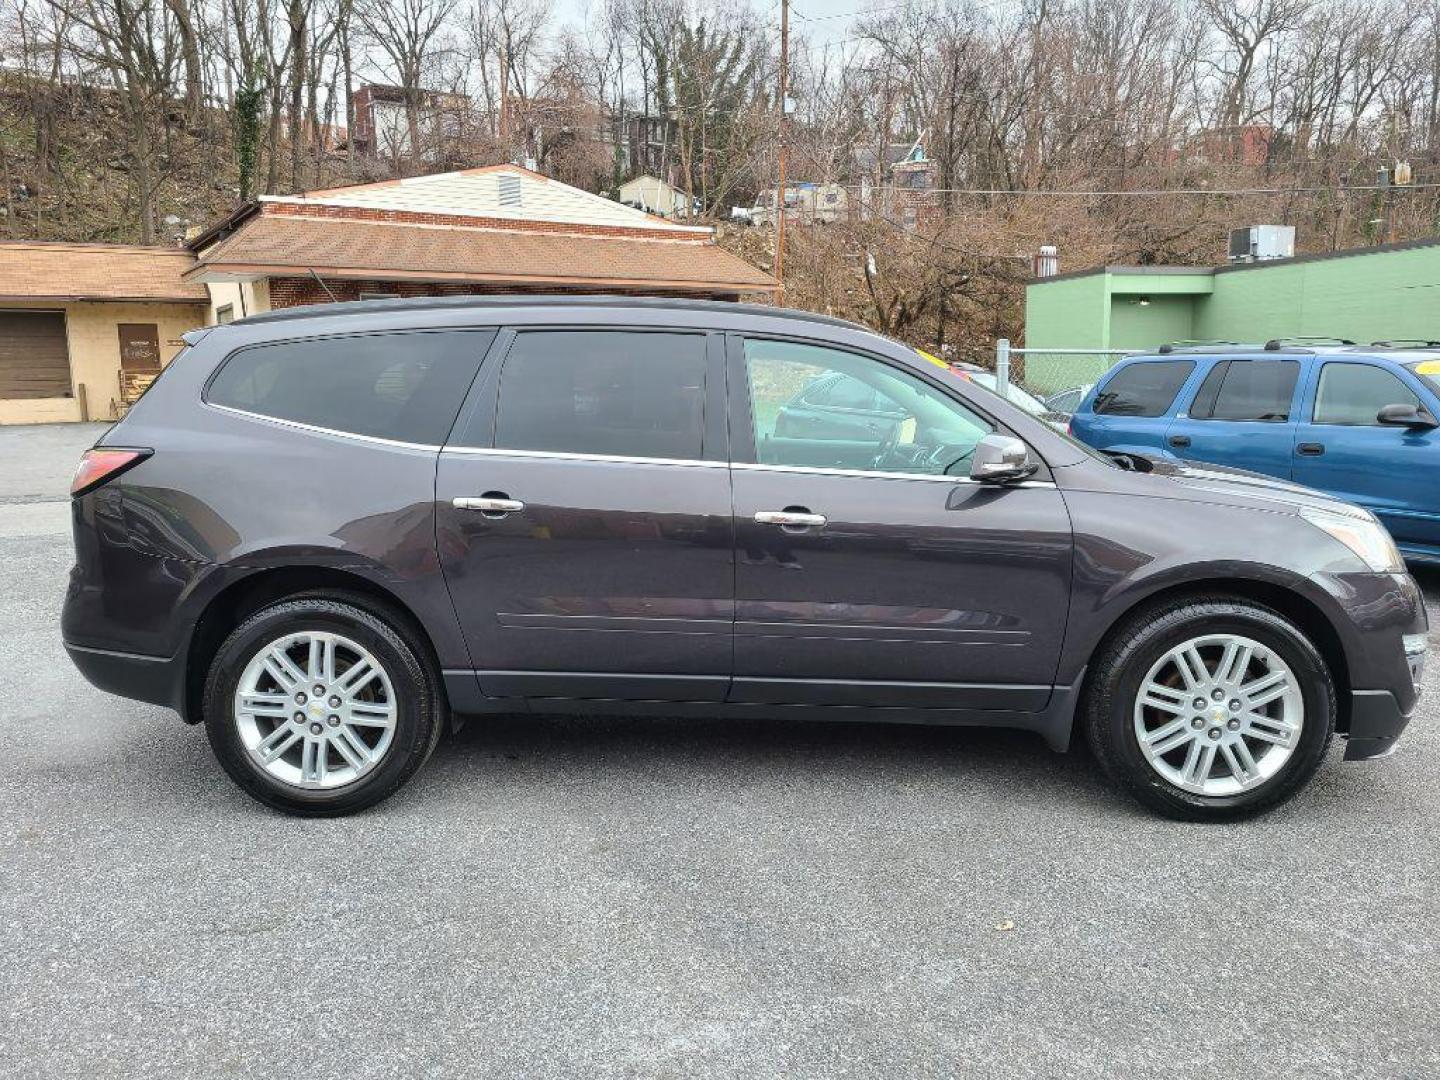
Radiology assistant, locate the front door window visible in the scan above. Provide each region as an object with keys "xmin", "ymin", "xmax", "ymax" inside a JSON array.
[{"xmin": 743, "ymin": 338, "xmax": 992, "ymax": 474}]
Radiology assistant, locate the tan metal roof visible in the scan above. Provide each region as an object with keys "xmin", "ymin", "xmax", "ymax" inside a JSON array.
[
  {"xmin": 189, "ymin": 213, "xmax": 778, "ymax": 293},
  {"xmin": 0, "ymin": 241, "xmax": 209, "ymax": 303}
]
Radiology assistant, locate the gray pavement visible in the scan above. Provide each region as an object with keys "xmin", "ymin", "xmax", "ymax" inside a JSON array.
[{"xmin": 1, "ymin": 423, "xmax": 1437, "ymax": 1079}]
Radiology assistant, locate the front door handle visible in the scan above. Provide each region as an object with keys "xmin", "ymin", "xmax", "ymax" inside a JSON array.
[
  {"xmin": 1297, "ymin": 442, "xmax": 1325, "ymax": 456},
  {"xmin": 454, "ymin": 494, "xmax": 525, "ymax": 518},
  {"xmin": 755, "ymin": 509, "xmax": 827, "ymax": 528},
  {"xmin": 1168, "ymin": 434, "xmax": 1192, "ymax": 449}
]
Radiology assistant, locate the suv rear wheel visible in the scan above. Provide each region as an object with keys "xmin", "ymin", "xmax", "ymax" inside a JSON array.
[
  {"xmin": 1084, "ymin": 597, "xmax": 1335, "ymax": 821},
  {"xmin": 202, "ymin": 594, "xmax": 445, "ymax": 815}
]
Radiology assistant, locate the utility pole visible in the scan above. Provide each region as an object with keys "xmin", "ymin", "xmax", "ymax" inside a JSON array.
[{"xmin": 773, "ymin": 0, "xmax": 789, "ymax": 304}]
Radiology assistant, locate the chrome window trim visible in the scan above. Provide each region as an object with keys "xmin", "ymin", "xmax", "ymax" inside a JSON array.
[
  {"xmin": 439, "ymin": 445, "xmax": 1055, "ymax": 487},
  {"xmin": 203, "ymin": 401, "xmax": 442, "ymax": 452},
  {"xmin": 732, "ymin": 461, "xmax": 1056, "ymax": 487},
  {"xmin": 441, "ymin": 445, "xmax": 727, "ymax": 468}
]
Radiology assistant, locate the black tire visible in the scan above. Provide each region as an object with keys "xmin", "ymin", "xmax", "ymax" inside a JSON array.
[
  {"xmin": 202, "ymin": 592, "xmax": 446, "ymax": 816},
  {"xmin": 1083, "ymin": 596, "xmax": 1335, "ymax": 821}
]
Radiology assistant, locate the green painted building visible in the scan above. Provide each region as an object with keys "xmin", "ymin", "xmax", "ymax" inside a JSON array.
[{"xmin": 1022, "ymin": 236, "xmax": 1440, "ymax": 391}]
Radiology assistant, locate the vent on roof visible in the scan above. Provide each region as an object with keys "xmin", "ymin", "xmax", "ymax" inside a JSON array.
[{"xmin": 498, "ymin": 174, "xmax": 522, "ymax": 207}]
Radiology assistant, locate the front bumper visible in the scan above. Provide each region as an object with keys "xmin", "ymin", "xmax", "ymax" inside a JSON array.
[{"xmin": 1343, "ymin": 689, "xmax": 1415, "ymax": 760}]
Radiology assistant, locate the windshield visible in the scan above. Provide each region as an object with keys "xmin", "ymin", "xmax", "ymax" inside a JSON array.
[{"xmin": 1408, "ymin": 359, "xmax": 1440, "ymax": 396}]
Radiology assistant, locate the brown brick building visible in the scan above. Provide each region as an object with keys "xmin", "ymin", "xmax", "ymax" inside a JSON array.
[{"xmin": 187, "ymin": 165, "xmax": 777, "ymax": 319}]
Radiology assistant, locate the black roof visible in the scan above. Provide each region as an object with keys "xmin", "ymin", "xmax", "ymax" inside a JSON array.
[{"xmin": 233, "ymin": 294, "xmax": 874, "ymax": 334}]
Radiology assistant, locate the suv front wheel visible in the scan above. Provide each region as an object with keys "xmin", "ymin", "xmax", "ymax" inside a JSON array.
[
  {"xmin": 202, "ymin": 594, "xmax": 445, "ymax": 815},
  {"xmin": 1084, "ymin": 597, "xmax": 1335, "ymax": 821}
]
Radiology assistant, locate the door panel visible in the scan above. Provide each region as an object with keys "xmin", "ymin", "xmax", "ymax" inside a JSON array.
[
  {"xmin": 1293, "ymin": 361, "xmax": 1440, "ymax": 553},
  {"xmin": 436, "ymin": 452, "xmax": 734, "ymax": 699},
  {"xmin": 1161, "ymin": 358, "xmax": 1301, "ymax": 479},
  {"xmin": 731, "ymin": 334, "xmax": 1073, "ymax": 710},
  {"xmin": 731, "ymin": 469, "xmax": 1073, "ymax": 707}
]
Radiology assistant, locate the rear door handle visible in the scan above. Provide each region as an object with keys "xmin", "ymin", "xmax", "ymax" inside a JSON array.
[
  {"xmin": 454, "ymin": 495, "xmax": 525, "ymax": 517},
  {"xmin": 1297, "ymin": 443, "xmax": 1325, "ymax": 456},
  {"xmin": 1168, "ymin": 434, "xmax": 1191, "ymax": 449},
  {"xmin": 755, "ymin": 509, "xmax": 827, "ymax": 528}
]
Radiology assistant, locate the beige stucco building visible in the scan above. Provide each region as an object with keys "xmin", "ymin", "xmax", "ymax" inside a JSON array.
[{"xmin": 0, "ymin": 242, "xmax": 209, "ymax": 425}]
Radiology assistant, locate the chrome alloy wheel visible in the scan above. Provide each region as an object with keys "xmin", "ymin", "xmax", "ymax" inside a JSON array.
[
  {"xmin": 1133, "ymin": 633, "xmax": 1304, "ymax": 797},
  {"xmin": 233, "ymin": 631, "xmax": 398, "ymax": 790}
]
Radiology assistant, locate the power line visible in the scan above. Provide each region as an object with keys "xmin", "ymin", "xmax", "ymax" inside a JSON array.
[{"xmin": 915, "ymin": 181, "xmax": 1440, "ymax": 196}]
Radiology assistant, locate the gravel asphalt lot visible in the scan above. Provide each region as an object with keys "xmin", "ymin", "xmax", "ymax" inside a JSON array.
[{"xmin": 2, "ymin": 423, "xmax": 1438, "ymax": 1079}]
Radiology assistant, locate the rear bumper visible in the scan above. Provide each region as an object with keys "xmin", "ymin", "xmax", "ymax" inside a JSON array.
[
  {"xmin": 1343, "ymin": 689, "xmax": 1415, "ymax": 761},
  {"xmin": 64, "ymin": 640, "xmax": 184, "ymax": 715}
]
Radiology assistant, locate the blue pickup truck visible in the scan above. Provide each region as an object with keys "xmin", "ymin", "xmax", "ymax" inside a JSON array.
[{"xmin": 1070, "ymin": 342, "xmax": 1440, "ymax": 565}]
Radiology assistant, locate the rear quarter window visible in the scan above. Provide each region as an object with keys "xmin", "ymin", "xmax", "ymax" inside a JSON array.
[
  {"xmin": 206, "ymin": 329, "xmax": 494, "ymax": 445},
  {"xmin": 1093, "ymin": 360, "xmax": 1195, "ymax": 417}
]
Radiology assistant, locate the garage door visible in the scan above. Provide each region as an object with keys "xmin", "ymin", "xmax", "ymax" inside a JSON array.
[{"xmin": 0, "ymin": 311, "xmax": 71, "ymax": 399}]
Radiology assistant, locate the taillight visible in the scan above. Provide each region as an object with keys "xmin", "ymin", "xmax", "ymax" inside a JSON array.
[{"xmin": 70, "ymin": 448, "xmax": 151, "ymax": 497}]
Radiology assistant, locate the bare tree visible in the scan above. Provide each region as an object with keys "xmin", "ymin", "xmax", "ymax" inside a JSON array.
[{"xmin": 357, "ymin": 0, "xmax": 458, "ymax": 170}]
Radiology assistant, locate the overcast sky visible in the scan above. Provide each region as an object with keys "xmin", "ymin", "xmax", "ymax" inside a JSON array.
[{"xmin": 549, "ymin": 0, "xmax": 869, "ymax": 53}]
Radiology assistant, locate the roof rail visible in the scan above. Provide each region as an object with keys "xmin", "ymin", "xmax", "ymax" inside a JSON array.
[
  {"xmin": 232, "ymin": 294, "xmax": 872, "ymax": 334},
  {"xmin": 1155, "ymin": 340, "xmax": 1258, "ymax": 355},
  {"xmin": 1263, "ymin": 336, "xmax": 1356, "ymax": 351},
  {"xmin": 1370, "ymin": 339, "xmax": 1440, "ymax": 349}
]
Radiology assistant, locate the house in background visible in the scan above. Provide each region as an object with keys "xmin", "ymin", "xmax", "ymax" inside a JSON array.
[
  {"xmin": 187, "ymin": 165, "xmax": 777, "ymax": 317},
  {"xmin": 350, "ymin": 83, "xmax": 470, "ymax": 161},
  {"xmin": 849, "ymin": 142, "xmax": 937, "ymax": 230},
  {"xmin": 750, "ymin": 182, "xmax": 848, "ymax": 227},
  {"xmin": 618, "ymin": 174, "xmax": 689, "ymax": 218},
  {"xmin": 0, "ymin": 241, "xmax": 208, "ymax": 424}
]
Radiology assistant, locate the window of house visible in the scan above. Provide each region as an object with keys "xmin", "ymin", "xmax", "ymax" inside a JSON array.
[
  {"xmin": 215, "ymin": 304, "xmax": 235, "ymax": 325},
  {"xmin": 207, "ymin": 330, "xmax": 493, "ymax": 445},
  {"xmin": 1188, "ymin": 360, "xmax": 1299, "ymax": 421},
  {"xmin": 1313, "ymin": 363, "xmax": 1421, "ymax": 426},
  {"xmin": 1093, "ymin": 360, "xmax": 1195, "ymax": 417},
  {"xmin": 494, "ymin": 331, "xmax": 708, "ymax": 460}
]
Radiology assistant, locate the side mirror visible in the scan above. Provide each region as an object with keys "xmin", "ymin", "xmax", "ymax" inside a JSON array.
[
  {"xmin": 970, "ymin": 433, "xmax": 1039, "ymax": 484},
  {"xmin": 1376, "ymin": 403, "xmax": 1439, "ymax": 430}
]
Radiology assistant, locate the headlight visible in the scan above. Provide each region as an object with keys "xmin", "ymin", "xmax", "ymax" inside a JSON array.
[{"xmin": 1299, "ymin": 506, "xmax": 1405, "ymax": 573}]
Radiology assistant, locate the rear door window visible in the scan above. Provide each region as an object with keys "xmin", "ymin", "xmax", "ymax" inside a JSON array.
[
  {"xmin": 1190, "ymin": 360, "xmax": 1299, "ymax": 421},
  {"xmin": 493, "ymin": 330, "xmax": 707, "ymax": 460},
  {"xmin": 1093, "ymin": 361, "xmax": 1195, "ymax": 417},
  {"xmin": 1313, "ymin": 363, "xmax": 1420, "ymax": 425},
  {"xmin": 206, "ymin": 330, "xmax": 494, "ymax": 445}
]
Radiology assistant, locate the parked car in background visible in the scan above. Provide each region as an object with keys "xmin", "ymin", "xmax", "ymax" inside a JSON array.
[
  {"xmin": 945, "ymin": 363, "xmax": 1071, "ymax": 428},
  {"xmin": 1069, "ymin": 342, "xmax": 1440, "ymax": 565},
  {"xmin": 63, "ymin": 300, "xmax": 1426, "ymax": 820},
  {"xmin": 1044, "ymin": 384, "xmax": 1093, "ymax": 416}
]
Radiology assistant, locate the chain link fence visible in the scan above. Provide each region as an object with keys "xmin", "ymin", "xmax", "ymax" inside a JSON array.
[{"xmin": 994, "ymin": 340, "xmax": 1140, "ymax": 411}]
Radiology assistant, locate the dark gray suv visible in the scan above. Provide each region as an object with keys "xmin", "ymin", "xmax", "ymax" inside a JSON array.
[{"xmin": 62, "ymin": 297, "xmax": 1427, "ymax": 819}]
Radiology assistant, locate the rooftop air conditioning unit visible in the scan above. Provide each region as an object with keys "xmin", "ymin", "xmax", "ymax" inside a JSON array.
[{"xmin": 1228, "ymin": 225, "xmax": 1295, "ymax": 263}]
